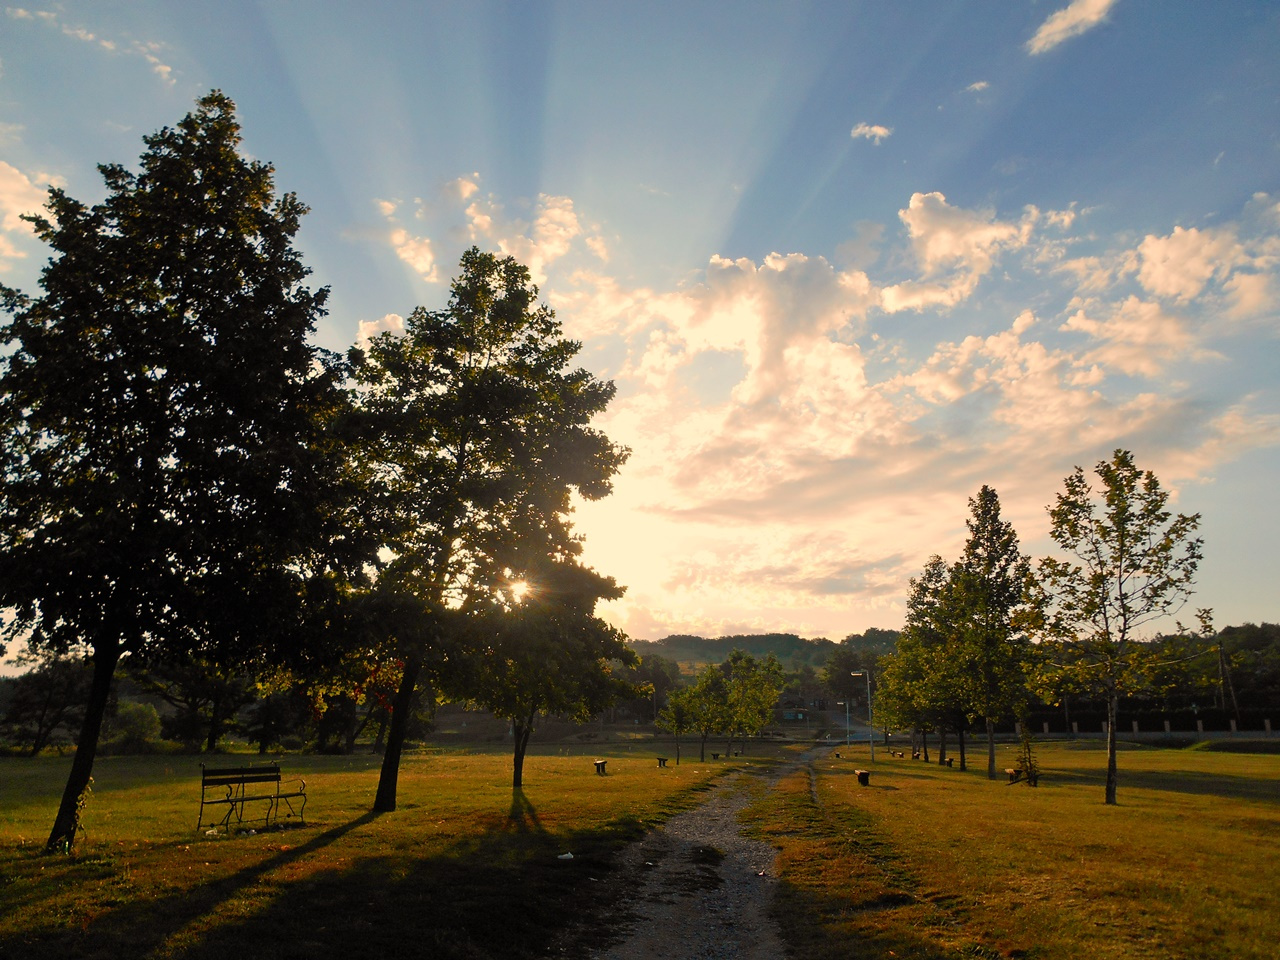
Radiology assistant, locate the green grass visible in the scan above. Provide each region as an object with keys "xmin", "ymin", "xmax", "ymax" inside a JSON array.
[
  {"xmin": 746, "ymin": 739, "xmax": 1280, "ymax": 960},
  {"xmin": 0, "ymin": 746, "xmax": 765, "ymax": 960}
]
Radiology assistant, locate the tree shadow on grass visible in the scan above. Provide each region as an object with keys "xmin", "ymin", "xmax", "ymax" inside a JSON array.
[
  {"xmin": 0, "ymin": 811, "xmax": 385, "ymax": 960},
  {"xmin": 0, "ymin": 805, "xmax": 637, "ymax": 960},
  {"xmin": 1042, "ymin": 766, "xmax": 1280, "ymax": 804}
]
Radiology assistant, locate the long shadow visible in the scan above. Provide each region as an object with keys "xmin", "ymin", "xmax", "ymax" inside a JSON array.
[
  {"xmin": 2, "ymin": 803, "xmax": 649, "ymax": 960},
  {"xmin": 0, "ymin": 810, "xmax": 386, "ymax": 960},
  {"xmin": 1042, "ymin": 766, "xmax": 1280, "ymax": 804},
  {"xmin": 506, "ymin": 788, "xmax": 545, "ymax": 834}
]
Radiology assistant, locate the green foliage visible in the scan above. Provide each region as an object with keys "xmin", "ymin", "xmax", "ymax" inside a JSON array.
[
  {"xmin": 127, "ymin": 656, "xmax": 255, "ymax": 752},
  {"xmin": 106, "ymin": 701, "xmax": 161, "ymax": 752},
  {"xmin": 0, "ymin": 91, "xmax": 356, "ymax": 850},
  {"xmin": 0, "ymin": 654, "xmax": 94, "ymax": 756},
  {"xmin": 350, "ymin": 247, "xmax": 627, "ymax": 806},
  {"xmin": 464, "ymin": 562, "xmax": 637, "ymax": 788},
  {"xmin": 1034, "ymin": 449, "xmax": 1203, "ymax": 804}
]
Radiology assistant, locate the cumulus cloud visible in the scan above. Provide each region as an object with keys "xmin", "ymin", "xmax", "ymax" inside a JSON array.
[
  {"xmin": 445, "ymin": 174, "xmax": 480, "ymax": 201},
  {"xmin": 0, "ymin": 160, "xmax": 59, "ymax": 264},
  {"xmin": 881, "ymin": 192, "xmax": 1034, "ymax": 311},
  {"xmin": 357, "ymin": 313, "xmax": 405, "ymax": 344},
  {"xmin": 388, "ymin": 227, "xmax": 439, "ymax": 282},
  {"xmin": 1061, "ymin": 295, "xmax": 1215, "ymax": 377},
  {"xmin": 1027, "ymin": 0, "xmax": 1118, "ymax": 55},
  {"xmin": 1136, "ymin": 225, "xmax": 1247, "ymax": 302},
  {"xmin": 850, "ymin": 122, "xmax": 893, "ymax": 144},
  {"xmin": 465, "ymin": 193, "xmax": 583, "ymax": 284},
  {"xmin": 965, "ymin": 81, "xmax": 990, "ymax": 93}
]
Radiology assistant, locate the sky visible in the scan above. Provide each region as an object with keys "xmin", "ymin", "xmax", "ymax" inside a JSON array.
[{"xmin": 1, "ymin": 0, "xmax": 1278, "ymax": 655}]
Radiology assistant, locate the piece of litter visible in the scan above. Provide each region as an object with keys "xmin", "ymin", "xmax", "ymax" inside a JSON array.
[
  {"xmin": 205, "ymin": 829, "xmax": 218, "ymax": 836},
  {"xmin": 558, "ymin": 852, "xmax": 574, "ymax": 860}
]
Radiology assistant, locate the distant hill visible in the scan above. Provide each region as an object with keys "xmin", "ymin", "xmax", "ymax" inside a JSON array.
[{"xmin": 628, "ymin": 628, "xmax": 901, "ymax": 673}]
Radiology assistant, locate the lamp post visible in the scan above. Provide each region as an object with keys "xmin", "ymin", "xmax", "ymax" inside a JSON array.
[{"xmin": 852, "ymin": 671, "xmax": 874, "ymax": 762}]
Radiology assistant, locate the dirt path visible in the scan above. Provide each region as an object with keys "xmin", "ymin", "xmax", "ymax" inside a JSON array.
[{"xmin": 576, "ymin": 751, "xmax": 814, "ymax": 960}]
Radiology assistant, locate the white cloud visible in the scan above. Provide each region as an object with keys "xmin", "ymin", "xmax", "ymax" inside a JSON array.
[
  {"xmin": 0, "ymin": 161, "xmax": 60, "ymax": 265},
  {"xmin": 1061, "ymin": 295, "xmax": 1216, "ymax": 377},
  {"xmin": 1136, "ymin": 225, "xmax": 1247, "ymax": 302},
  {"xmin": 7, "ymin": 9, "xmax": 175, "ymax": 82},
  {"xmin": 850, "ymin": 122, "xmax": 893, "ymax": 144},
  {"xmin": 388, "ymin": 227, "xmax": 439, "ymax": 282},
  {"xmin": 445, "ymin": 174, "xmax": 480, "ymax": 201},
  {"xmin": 357, "ymin": 313, "xmax": 405, "ymax": 344},
  {"xmin": 1027, "ymin": 0, "xmax": 1118, "ymax": 55},
  {"xmin": 965, "ymin": 81, "xmax": 990, "ymax": 93},
  {"xmin": 881, "ymin": 192, "xmax": 1033, "ymax": 311},
  {"xmin": 586, "ymin": 235, "xmax": 609, "ymax": 263},
  {"xmin": 465, "ymin": 193, "xmax": 583, "ymax": 284}
]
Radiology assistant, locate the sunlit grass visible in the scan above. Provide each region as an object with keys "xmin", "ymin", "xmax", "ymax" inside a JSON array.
[
  {"xmin": 0, "ymin": 746, "xmax": 765, "ymax": 960},
  {"xmin": 747, "ymin": 739, "xmax": 1280, "ymax": 960}
]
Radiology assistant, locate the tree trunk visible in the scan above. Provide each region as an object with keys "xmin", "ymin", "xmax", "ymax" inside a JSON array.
[
  {"xmin": 373, "ymin": 655, "xmax": 422, "ymax": 812},
  {"xmin": 937, "ymin": 725, "xmax": 947, "ymax": 764},
  {"xmin": 957, "ymin": 723, "xmax": 967, "ymax": 772},
  {"xmin": 1105, "ymin": 691, "xmax": 1119, "ymax": 805},
  {"xmin": 1064, "ymin": 694, "xmax": 1073, "ymax": 739},
  {"xmin": 699, "ymin": 733, "xmax": 707, "ymax": 762},
  {"xmin": 512, "ymin": 716, "xmax": 534, "ymax": 789},
  {"xmin": 675, "ymin": 735, "xmax": 681, "ymax": 765},
  {"xmin": 985, "ymin": 717, "xmax": 997, "ymax": 780},
  {"xmin": 46, "ymin": 643, "xmax": 120, "ymax": 852},
  {"xmin": 921, "ymin": 731, "xmax": 930, "ymax": 763}
]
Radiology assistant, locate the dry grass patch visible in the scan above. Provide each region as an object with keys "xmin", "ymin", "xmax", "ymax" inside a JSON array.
[
  {"xmin": 747, "ymin": 740, "xmax": 1280, "ymax": 960},
  {"xmin": 0, "ymin": 747, "xmax": 755, "ymax": 959}
]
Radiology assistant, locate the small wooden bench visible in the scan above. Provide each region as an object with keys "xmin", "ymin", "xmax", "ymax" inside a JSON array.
[
  {"xmin": 198, "ymin": 762, "xmax": 305, "ymax": 834},
  {"xmin": 594, "ymin": 759, "xmax": 608, "ymax": 775},
  {"xmin": 854, "ymin": 769, "xmax": 871, "ymax": 786},
  {"xmin": 711, "ymin": 752, "xmax": 720, "ymax": 760},
  {"xmin": 657, "ymin": 757, "xmax": 668, "ymax": 768}
]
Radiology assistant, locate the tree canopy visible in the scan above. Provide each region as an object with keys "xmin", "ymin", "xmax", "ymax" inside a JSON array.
[
  {"xmin": 349, "ymin": 246, "xmax": 628, "ymax": 808},
  {"xmin": 1034, "ymin": 449, "xmax": 1202, "ymax": 804},
  {"xmin": 0, "ymin": 91, "xmax": 355, "ymax": 850}
]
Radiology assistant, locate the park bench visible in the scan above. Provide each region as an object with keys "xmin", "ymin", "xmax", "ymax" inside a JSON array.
[
  {"xmin": 594, "ymin": 759, "xmax": 608, "ymax": 775},
  {"xmin": 198, "ymin": 762, "xmax": 305, "ymax": 834},
  {"xmin": 711, "ymin": 752, "xmax": 720, "ymax": 760},
  {"xmin": 657, "ymin": 757, "xmax": 669, "ymax": 768},
  {"xmin": 854, "ymin": 769, "xmax": 871, "ymax": 786}
]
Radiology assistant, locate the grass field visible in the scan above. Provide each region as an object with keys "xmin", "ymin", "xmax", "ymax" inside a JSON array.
[
  {"xmin": 3, "ymin": 738, "xmax": 1277, "ymax": 959},
  {"xmin": 749, "ymin": 739, "xmax": 1280, "ymax": 960},
  {"xmin": 0, "ymin": 744, "xmax": 765, "ymax": 960}
]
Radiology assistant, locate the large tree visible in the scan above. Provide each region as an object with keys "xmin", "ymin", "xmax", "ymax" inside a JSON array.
[
  {"xmin": 350, "ymin": 248, "xmax": 627, "ymax": 811},
  {"xmin": 953, "ymin": 485, "xmax": 1032, "ymax": 779},
  {"xmin": 1035, "ymin": 450, "xmax": 1202, "ymax": 804},
  {"xmin": 0, "ymin": 92, "xmax": 354, "ymax": 850}
]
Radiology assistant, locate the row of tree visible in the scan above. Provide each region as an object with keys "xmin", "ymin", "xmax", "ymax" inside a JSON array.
[
  {"xmin": 876, "ymin": 452, "xmax": 1204, "ymax": 804},
  {"xmin": 0, "ymin": 92, "xmax": 638, "ymax": 850},
  {"xmin": 656, "ymin": 651, "xmax": 786, "ymax": 762}
]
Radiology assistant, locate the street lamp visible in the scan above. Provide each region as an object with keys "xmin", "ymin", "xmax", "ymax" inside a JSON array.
[{"xmin": 852, "ymin": 671, "xmax": 874, "ymax": 762}]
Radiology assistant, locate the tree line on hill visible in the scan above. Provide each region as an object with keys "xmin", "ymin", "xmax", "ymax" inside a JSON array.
[{"xmin": 0, "ymin": 92, "xmax": 641, "ymax": 851}]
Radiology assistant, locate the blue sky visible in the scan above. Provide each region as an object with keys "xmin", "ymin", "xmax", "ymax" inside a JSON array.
[{"xmin": 2, "ymin": 0, "xmax": 1278, "ymax": 649}]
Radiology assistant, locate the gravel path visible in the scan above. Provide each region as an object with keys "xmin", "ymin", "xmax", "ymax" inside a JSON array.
[{"xmin": 582, "ymin": 752, "xmax": 813, "ymax": 960}]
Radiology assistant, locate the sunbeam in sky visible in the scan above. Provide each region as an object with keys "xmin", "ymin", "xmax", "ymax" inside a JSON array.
[{"xmin": 2, "ymin": 1, "xmax": 1278, "ymax": 652}]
